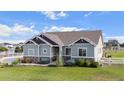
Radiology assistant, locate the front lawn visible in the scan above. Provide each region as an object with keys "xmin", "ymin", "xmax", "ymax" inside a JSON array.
[
  {"xmin": 0, "ymin": 65, "xmax": 124, "ymax": 80},
  {"xmin": 105, "ymin": 51, "xmax": 124, "ymax": 58}
]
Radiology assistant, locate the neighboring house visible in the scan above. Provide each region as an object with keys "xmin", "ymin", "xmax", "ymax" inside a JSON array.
[
  {"xmin": 0, "ymin": 43, "xmax": 14, "ymax": 48},
  {"xmin": 14, "ymin": 42, "xmax": 24, "ymax": 48},
  {"xmin": 23, "ymin": 30, "xmax": 104, "ymax": 64},
  {"xmin": 0, "ymin": 43, "xmax": 15, "ymax": 56},
  {"xmin": 104, "ymin": 40, "xmax": 120, "ymax": 51},
  {"xmin": 119, "ymin": 43, "xmax": 124, "ymax": 51}
]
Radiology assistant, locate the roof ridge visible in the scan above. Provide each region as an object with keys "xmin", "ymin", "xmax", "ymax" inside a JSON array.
[{"xmin": 45, "ymin": 30, "xmax": 102, "ymax": 33}]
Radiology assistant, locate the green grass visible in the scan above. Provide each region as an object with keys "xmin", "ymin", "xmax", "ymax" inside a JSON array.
[
  {"xmin": 106, "ymin": 51, "xmax": 124, "ymax": 58},
  {"xmin": 0, "ymin": 65, "xmax": 124, "ymax": 80}
]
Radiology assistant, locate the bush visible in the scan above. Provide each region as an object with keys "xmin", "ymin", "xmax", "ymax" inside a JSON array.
[
  {"xmin": 15, "ymin": 46, "xmax": 23, "ymax": 53},
  {"xmin": 89, "ymin": 62, "xmax": 99, "ymax": 68},
  {"xmin": 75, "ymin": 59, "xmax": 89, "ymax": 67},
  {"xmin": 75, "ymin": 59, "xmax": 81, "ymax": 66},
  {"xmin": 75, "ymin": 59, "xmax": 98, "ymax": 67},
  {"xmin": 0, "ymin": 47, "xmax": 8, "ymax": 52}
]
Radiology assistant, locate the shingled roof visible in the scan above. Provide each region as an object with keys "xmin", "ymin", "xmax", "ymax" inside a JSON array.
[{"xmin": 41, "ymin": 30, "xmax": 103, "ymax": 46}]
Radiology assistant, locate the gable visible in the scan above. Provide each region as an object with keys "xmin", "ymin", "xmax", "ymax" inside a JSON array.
[
  {"xmin": 32, "ymin": 37, "xmax": 46, "ymax": 44},
  {"xmin": 26, "ymin": 41, "xmax": 34, "ymax": 44},
  {"xmin": 75, "ymin": 39, "xmax": 89, "ymax": 44},
  {"xmin": 39, "ymin": 35, "xmax": 58, "ymax": 45}
]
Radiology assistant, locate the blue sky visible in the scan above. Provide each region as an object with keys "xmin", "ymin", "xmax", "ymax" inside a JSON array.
[{"xmin": 0, "ymin": 11, "xmax": 124, "ymax": 43}]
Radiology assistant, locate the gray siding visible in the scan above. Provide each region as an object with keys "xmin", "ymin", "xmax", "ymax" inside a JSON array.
[
  {"xmin": 23, "ymin": 44, "xmax": 38, "ymax": 56},
  {"xmin": 23, "ymin": 43, "xmax": 94, "ymax": 59},
  {"xmin": 23, "ymin": 44, "xmax": 51, "ymax": 57},
  {"xmin": 39, "ymin": 44, "xmax": 51, "ymax": 57},
  {"xmin": 71, "ymin": 43, "xmax": 94, "ymax": 57}
]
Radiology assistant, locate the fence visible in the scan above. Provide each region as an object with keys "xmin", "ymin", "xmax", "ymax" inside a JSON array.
[
  {"xmin": 0, "ymin": 53, "xmax": 23, "ymax": 58},
  {"xmin": 0, "ymin": 53, "xmax": 23, "ymax": 64},
  {"xmin": 101, "ymin": 58, "xmax": 124, "ymax": 65}
]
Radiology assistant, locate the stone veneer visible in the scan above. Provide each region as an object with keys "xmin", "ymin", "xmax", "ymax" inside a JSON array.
[{"xmin": 23, "ymin": 57, "xmax": 40, "ymax": 63}]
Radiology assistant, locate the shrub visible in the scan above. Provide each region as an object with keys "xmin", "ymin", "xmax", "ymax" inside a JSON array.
[
  {"xmin": 0, "ymin": 47, "xmax": 8, "ymax": 52},
  {"xmin": 83, "ymin": 61, "xmax": 89, "ymax": 67},
  {"xmin": 85, "ymin": 60, "xmax": 91, "ymax": 67},
  {"xmin": 75, "ymin": 59, "xmax": 89, "ymax": 67},
  {"xmin": 15, "ymin": 46, "xmax": 23, "ymax": 53},
  {"xmin": 75, "ymin": 59, "xmax": 81, "ymax": 66},
  {"xmin": 75, "ymin": 59, "xmax": 98, "ymax": 67},
  {"xmin": 89, "ymin": 62, "xmax": 99, "ymax": 68}
]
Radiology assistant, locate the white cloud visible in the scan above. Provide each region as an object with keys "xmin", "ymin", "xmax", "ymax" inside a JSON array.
[
  {"xmin": 0, "ymin": 23, "xmax": 37, "ymax": 37},
  {"xmin": 83, "ymin": 11, "xmax": 110, "ymax": 17},
  {"xmin": 96, "ymin": 11, "xmax": 110, "ymax": 16},
  {"xmin": 42, "ymin": 26, "xmax": 87, "ymax": 32},
  {"xmin": 105, "ymin": 36, "xmax": 124, "ymax": 43},
  {"xmin": 0, "ymin": 23, "xmax": 39, "ymax": 44},
  {"xmin": 0, "ymin": 40, "xmax": 25, "ymax": 44},
  {"xmin": 84, "ymin": 12, "xmax": 93, "ymax": 17},
  {"xmin": 41, "ymin": 11, "xmax": 67, "ymax": 20}
]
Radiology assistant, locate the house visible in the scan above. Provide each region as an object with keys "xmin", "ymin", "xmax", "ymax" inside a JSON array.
[
  {"xmin": 0, "ymin": 43, "xmax": 15, "ymax": 48},
  {"xmin": 23, "ymin": 30, "xmax": 104, "ymax": 64},
  {"xmin": 119, "ymin": 43, "xmax": 124, "ymax": 51},
  {"xmin": 104, "ymin": 40, "xmax": 120, "ymax": 51}
]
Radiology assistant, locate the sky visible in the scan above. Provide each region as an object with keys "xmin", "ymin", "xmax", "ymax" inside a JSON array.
[{"xmin": 0, "ymin": 11, "xmax": 124, "ymax": 44}]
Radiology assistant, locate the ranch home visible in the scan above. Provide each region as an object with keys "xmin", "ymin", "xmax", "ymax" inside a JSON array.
[{"xmin": 23, "ymin": 30, "xmax": 104, "ymax": 64}]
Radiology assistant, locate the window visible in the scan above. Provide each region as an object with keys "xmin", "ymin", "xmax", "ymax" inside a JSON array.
[
  {"xmin": 78, "ymin": 48, "xmax": 86, "ymax": 56},
  {"xmin": 28, "ymin": 49, "xmax": 34, "ymax": 56},
  {"xmin": 43, "ymin": 48, "xmax": 47, "ymax": 54},
  {"xmin": 65, "ymin": 48, "xmax": 71, "ymax": 55}
]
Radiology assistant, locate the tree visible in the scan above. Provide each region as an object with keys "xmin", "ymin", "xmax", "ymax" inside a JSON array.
[
  {"xmin": 0, "ymin": 47, "xmax": 8, "ymax": 52},
  {"xmin": 15, "ymin": 46, "xmax": 23, "ymax": 53}
]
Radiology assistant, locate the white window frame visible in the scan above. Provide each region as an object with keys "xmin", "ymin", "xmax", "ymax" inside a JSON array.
[
  {"xmin": 65, "ymin": 47, "xmax": 71, "ymax": 56},
  {"xmin": 42, "ymin": 48, "xmax": 47, "ymax": 54},
  {"xmin": 28, "ymin": 49, "xmax": 34, "ymax": 56},
  {"xmin": 78, "ymin": 47, "xmax": 87, "ymax": 57}
]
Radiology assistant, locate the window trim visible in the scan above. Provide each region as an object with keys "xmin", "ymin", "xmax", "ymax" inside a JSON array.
[
  {"xmin": 65, "ymin": 47, "xmax": 71, "ymax": 56},
  {"xmin": 77, "ymin": 47, "xmax": 87, "ymax": 57},
  {"xmin": 28, "ymin": 49, "xmax": 34, "ymax": 56},
  {"xmin": 42, "ymin": 48, "xmax": 47, "ymax": 54}
]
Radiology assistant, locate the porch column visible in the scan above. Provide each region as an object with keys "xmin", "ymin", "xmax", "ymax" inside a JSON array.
[
  {"xmin": 50, "ymin": 46, "xmax": 52, "ymax": 63},
  {"xmin": 59, "ymin": 46, "xmax": 62, "ymax": 63},
  {"xmin": 38, "ymin": 45, "xmax": 40, "ymax": 63}
]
